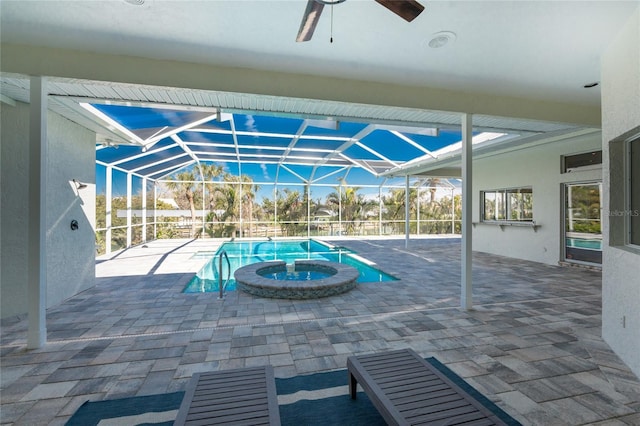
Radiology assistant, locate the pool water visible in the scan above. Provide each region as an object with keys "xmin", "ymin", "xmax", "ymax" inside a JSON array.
[
  {"xmin": 566, "ymin": 237, "xmax": 602, "ymax": 250},
  {"xmin": 184, "ymin": 239, "xmax": 397, "ymax": 293},
  {"xmin": 259, "ymin": 270, "xmax": 333, "ymax": 281}
]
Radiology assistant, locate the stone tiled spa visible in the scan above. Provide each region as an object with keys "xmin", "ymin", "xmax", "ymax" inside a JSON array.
[{"xmin": 1, "ymin": 237, "xmax": 639, "ymax": 425}]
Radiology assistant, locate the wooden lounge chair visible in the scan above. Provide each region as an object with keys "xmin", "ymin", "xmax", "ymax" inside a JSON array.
[
  {"xmin": 347, "ymin": 348, "xmax": 508, "ymax": 426},
  {"xmin": 174, "ymin": 365, "xmax": 281, "ymax": 425}
]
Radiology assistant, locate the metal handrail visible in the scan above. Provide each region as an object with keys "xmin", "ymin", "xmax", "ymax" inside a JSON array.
[{"xmin": 218, "ymin": 250, "xmax": 231, "ymax": 300}]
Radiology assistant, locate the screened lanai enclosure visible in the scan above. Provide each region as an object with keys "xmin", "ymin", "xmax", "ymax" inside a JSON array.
[
  {"xmin": 94, "ymin": 104, "xmax": 473, "ymax": 254},
  {"xmin": 77, "ymin": 84, "xmax": 583, "ymax": 255}
]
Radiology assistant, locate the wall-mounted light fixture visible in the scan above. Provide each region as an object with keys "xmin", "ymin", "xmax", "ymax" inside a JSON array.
[{"xmin": 73, "ymin": 179, "xmax": 88, "ymax": 190}]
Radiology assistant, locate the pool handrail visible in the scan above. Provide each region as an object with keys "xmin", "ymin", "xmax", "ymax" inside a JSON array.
[{"xmin": 218, "ymin": 250, "xmax": 231, "ymax": 299}]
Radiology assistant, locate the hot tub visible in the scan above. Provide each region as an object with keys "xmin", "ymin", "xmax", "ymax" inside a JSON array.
[{"xmin": 234, "ymin": 260, "xmax": 359, "ymax": 299}]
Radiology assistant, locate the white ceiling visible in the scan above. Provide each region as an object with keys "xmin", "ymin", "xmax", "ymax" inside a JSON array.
[{"xmin": 1, "ymin": 0, "xmax": 637, "ymax": 108}]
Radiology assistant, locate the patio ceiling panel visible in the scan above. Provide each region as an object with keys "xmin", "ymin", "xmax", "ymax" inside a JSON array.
[
  {"xmin": 1, "ymin": 76, "xmax": 589, "ymax": 136},
  {"xmin": 302, "ymin": 121, "xmax": 369, "ymax": 138}
]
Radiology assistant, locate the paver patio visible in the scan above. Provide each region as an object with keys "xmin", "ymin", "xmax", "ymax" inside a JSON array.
[{"xmin": 1, "ymin": 237, "xmax": 639, "ymax": 425}]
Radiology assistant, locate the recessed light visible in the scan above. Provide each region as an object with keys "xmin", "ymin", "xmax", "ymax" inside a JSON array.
[
  {"xmin": 124, "ymin": 0, "xmax": 144, "ymax": 5},
  {"xmin": 583, "ymin": 82, "xmax": 599, "ymax": 88},
  {"xmin": 428, "ymin": 31, "xmax": 456, "ymax": 49}
]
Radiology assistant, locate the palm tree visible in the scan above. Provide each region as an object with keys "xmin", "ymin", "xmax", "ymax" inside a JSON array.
[
  {"xmin": 425, "ymin": 177, "xmax": 441, "ymax": 203},
  {"xmin": 236, "ymin": 175, "xmax": 259, "ymax": 237},
  {"xmin": 201, "ymin": 163, "xmax": 225, "ymax": 211},
  {"xmin": 382, "ymin": 187, "xmax": 419, "ymax": 233},
  {"xmin": 165, "ymin": 171, "xmax": 198, "ymax": 238},
  {"xmin": 206, "ymin": 174, "xmax": 259, "ymax": 238},
  {"xmin": 325, "ymin": 181, "xmax": 374, "ymax": 235},
  {"xmin": 276, "ymin": 188, "xmax": 305, "ymax": 236}
]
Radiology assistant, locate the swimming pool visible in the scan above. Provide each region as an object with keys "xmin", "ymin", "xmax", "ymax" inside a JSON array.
[
  {"xmin": 183, "ymin": 239, "xmax": 397, "ymax": 293},
  {"xmin": 566, "ymin": 237, "xmax": 602, "ymax": 250}
]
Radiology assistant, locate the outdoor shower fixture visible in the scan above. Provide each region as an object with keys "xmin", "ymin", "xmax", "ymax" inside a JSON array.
[{"xmin": 73, "ymin": 179, "xmax": 88, "ymax": 190}]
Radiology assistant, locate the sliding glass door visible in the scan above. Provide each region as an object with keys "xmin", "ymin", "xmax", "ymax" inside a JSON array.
[{"xmin": 563, "ymin": 182, "xmax": 602, "ymax": 264}]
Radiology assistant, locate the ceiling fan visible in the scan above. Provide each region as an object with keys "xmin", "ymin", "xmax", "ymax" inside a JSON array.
[{"xmin": 296, "ymin": 0, "xmax": 425, "ymax": 42}]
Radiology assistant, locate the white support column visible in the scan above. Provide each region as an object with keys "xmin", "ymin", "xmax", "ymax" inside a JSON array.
[
  {"xmin": 273, "ymin": 185, "xmax": 278, "ymax": 238},
  {"xmin": 126, "ymin": 173, "xmax": 132, "ymax": 247},
  {"xmin": 105, "ymin": 166, "xmax": 112, "ymax": 254},
  {"xmin": 405, "ymin": 175, "xmax": 410, "ymax": 249},
  {"xmin": 153, "ymin": 182, "xmax": 157, "ymax": 240},
  {"xmin": 338, "ymin": 185, "xmax": 342, "ymax": 235},
  {"xmin": 451, "ymin": 188, "xmax": 455, "ymax": 234},
  {"xmin": 141, "ymin": 177, "xmax": 147, "ymax": 243},
  {"xmin": 238, "ymin": 183, "xmax": 243, "ymax": 238},
  {"xmin": 416, "ymin": 185, "xmax": 421, "ymax": 236},
  {"xmin": 461, "ymin": 113, "xmax": 473, "ymax": 310},
  {"xmin": 27, "ymin": 76, "xmax": 48, "ymax": 349},
  {"xmin": 378, "ymin": 185, "xmax": 383, "ymax": 236},
  {"xmin": 202, "ymin": 180, "xmax": 206, "ymax": 237},
  {"xmin": 307, "ymin": 185, "xmax": 311, "ymax": 238}
]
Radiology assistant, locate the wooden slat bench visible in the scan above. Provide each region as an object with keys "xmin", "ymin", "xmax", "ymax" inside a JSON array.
[
  {"xmin": 347, "ymin": 348, "xmax": 508, "ymax": 426},
  {"xmin": 174, "ymin": 365, "xmax": 281, "ymax": 426}
]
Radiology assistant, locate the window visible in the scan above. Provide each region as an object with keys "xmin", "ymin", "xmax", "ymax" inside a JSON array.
[
  {"xmin": 630, "ymin": 137, "xmax": 640, "ymax": 245},
  {"xmin": 609, "ymin": 128, "xmax": 640, "ymax": 249},
  {"xmin": 561, "ymin": 150, "xmax": 602, "ymax": 173},
  {"xmin": 481, "ymin": 187, "xmax": 533, "ymax": 222}
]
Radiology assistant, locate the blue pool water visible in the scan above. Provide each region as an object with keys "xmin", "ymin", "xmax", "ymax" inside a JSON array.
[
  {"xmin": 259, "ymin": 269, "xmax": 333, "ymax": 281},
  {"xmin": 566, "ymin": 237, "xmax": 602, "ymax": 250},
  {"xmin": 184, "ymin": 239, "xmax": 397, "ymax": 293}
]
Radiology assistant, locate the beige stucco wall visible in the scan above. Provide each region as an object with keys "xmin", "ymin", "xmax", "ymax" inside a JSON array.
[
  {"xmin": 0, "ymin": 101, "xmax": 96, "ymax": 319},
  {"xmin": 472, "ymin": 132, "xmax": 602, "ymax": 265},
  {"xmin": 601, "ymin": 7, "xmax": 640, "ymax": 379}
]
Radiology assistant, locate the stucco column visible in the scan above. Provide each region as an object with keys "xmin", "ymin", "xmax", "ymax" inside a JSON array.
[
  {"xmin": 405, "ymin": 175, "xmax": 410, "ymax": 248},
  {"xmin": 142, "ymin": 177, "xmax": 147, "ymax": 242},
  {"xmin": 105, "ymin": 166, "xmax": 112, "ymax": 254},
  {"xmin": 27, "ymin": 76, "xmax": 48, "ymax": 349},
  {"xmin": 126, "ymin": 172, "xmax": 132, "ymax": 247},
  {"xmin": 461, "ymin": 113, "xmax": 473, "ymax": 310}
]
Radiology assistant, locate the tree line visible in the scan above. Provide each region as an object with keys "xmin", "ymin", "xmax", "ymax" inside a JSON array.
[{"xmin": 96, "ymin": 167, "xmax": 461, "ymax": 253}]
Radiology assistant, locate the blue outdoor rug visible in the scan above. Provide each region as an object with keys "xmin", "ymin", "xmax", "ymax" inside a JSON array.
[{"xmin": 66, "ymin": 357, "xmax": 521, "ymax": 425}]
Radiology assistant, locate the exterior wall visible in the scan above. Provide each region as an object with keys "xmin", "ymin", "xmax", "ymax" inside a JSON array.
[
  {"xmin": 1, "ymin": 101, "xmax": 30, "ymax": 318},
  {"xmin": 0, "ymin": 101, "xmax": 96, "ymax": 319},
  {"xmin": 472, "ymin": 132, "xmax": 602, "ymax": 265},
  {"xmin": 601, "ymin": 7, "xmax": 640, "ymax": 378},
  {"xmin": 45, "ymin": 107, "xmax": 96, "ymax": 308}
]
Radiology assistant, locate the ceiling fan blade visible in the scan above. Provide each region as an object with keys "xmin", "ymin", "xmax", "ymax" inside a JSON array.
[
  {"xmin": 296, "ymin": 0, "xmax": 325, "ymax": 42},
  {"xmin": 375, "ymin": 0, "xmax": 424, "ymax": 22}
]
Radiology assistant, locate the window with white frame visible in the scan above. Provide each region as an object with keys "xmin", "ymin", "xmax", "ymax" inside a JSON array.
[{"xmin": 481, "ymin": 187, "xmax": 533, "ymax": 222}]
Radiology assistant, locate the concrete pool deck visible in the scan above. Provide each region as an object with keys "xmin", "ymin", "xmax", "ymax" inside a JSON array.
[{"xmin": 1, "ymin": 236, "xmax": 639, "ymax": 425}]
